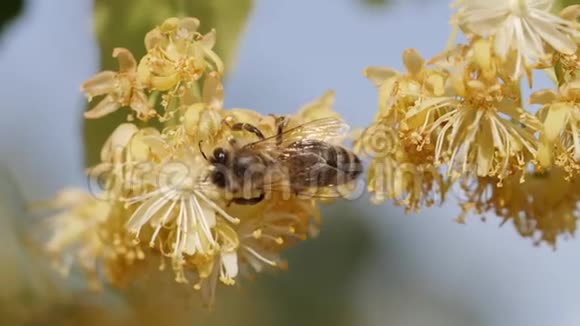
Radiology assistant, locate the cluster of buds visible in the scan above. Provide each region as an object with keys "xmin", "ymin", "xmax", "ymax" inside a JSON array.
[
  {"xmin": 42, "ymin": 17, "xmax": 344, "ymax": 305},
  {"xmin": 356, "ymin": 0, "xmax": 580, "ymax": 246}
]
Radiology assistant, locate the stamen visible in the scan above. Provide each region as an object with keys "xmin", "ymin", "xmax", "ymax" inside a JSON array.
[
  {"xmin": 243, "ymin": 246, "xmax": 277, "ymax": 267},
  {"xmin": 195, "ymin": 190, "xmax": 240, "ymax": 224},
  {"xmin": 190, "ymin": 196, "xmax": 216, "ymax": 245}
]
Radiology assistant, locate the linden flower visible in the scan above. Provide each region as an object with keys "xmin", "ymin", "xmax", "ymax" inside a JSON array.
[
  {"xmin": 81, "ymin": 48, "xmax": 155, "ymax": 120},
  {"xmin": 42, "ymin": 189, "xmax": 109, "ymax": 288},
  {"xmin": 358, "ymin": 50, "xmax": 451, "ymax": 211},
  {"xmin": 170, "ymin": 73, "xmax": 224, "ymax": 146},
  {"xmin": 41, "ymin": 188, "xmax": 145, "ymax": 289},
  {"xmin": 460, "ymin": 169, "xmax": 579, "ymax": 247},
  {"xmin": 138, "ymin": 17, "xmax": 224, "ymax": 92},
  {"xmin": 123, "ymin": 154, "xmax": 240, "ymax": 283},
  {"xmin": 88, "ymin": 123, "xmax": 168, "ymax": 197},
  {"xmin": 231, "ymin": 194, "xmax": 320, "ymax": 278},
  {"xmin": 180, "ymin": 195, "xmax": 319, "ymax": 306},
  {"xmin": 532, "ymin": 79, "xmax": 580, "ymax": 172},
  {"xmin": 187, "ymin": 224, "xmax": 240, "ymax": 305},
  {"xmin": 408, "ymin": 40, "xmax": 539, "ymax": 180},
  {"xmin": 363, "ymin": 49, "xmax": 447, "ymax": 119},
  {"xmin": 553, "ymin": 5, "xmax": 580, "ymax": 77},
  {"xmin": 357, "ymin": 122, "xmax": 447, "ymax": 212},
  {"xmin": 455, "ymin": 0, "xmax": 580, "ymax": 77}
]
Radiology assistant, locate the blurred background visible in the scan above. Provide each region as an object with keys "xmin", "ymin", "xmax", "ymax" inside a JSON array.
[{"xmin": 1, "ymin": 0, "xmax": 580, "ymax": 325}]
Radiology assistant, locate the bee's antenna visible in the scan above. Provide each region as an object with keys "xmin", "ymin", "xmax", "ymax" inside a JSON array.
[{"xmin": 199, "ymin": 140, "xmax": 209, "ymax": 161}]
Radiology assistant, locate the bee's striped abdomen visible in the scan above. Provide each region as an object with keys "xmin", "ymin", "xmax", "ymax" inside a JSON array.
[{"xmin": 281, "ymin": 139, "xmax": 363, "ymax": 190}]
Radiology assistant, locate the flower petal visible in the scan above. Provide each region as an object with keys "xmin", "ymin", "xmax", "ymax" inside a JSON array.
[
  {"xmin": 128, "ymin": 128, "xmax": 163, "ymax": 162},
  {"xmin": 198, "ymin": 109, "xmax": 222, "ymax": 139},
  {"xmin": 100, "ymin": 123, "xmax": 139, "ymax": 162},
  {"xmin": 363, "ymin": 66, "xmax": 399, "ymax": 86},
  {"xmin": 296, "ymin": 90, "xmax": 338, "ymax": 121},
  {"xmin": 149, "ymin": 74, "xmax": 180, "ymax": 91},
  {"xmin": 560, "ymin": 5, "xmax": 580, "ymax": 21},
  {"xmin": 130, "ymin": 90, "xmax": 153, "ymax": 119},
  {"xmin": 528, "ymin": 14, "xmax": 576, "ymax": 55},
  {"xmin": 216, "ymin": 223, "xmax": 239, "ymax": 251},
  {"xmin": 402, "ymin": 48, "xmax": 424, "ymax": 76},
  {"xmin": 476, "ymin": 123, "xmax": 494, "ymax": 176},
  {"xmin": 113, "ymin": 48, "xmax": 137, "ymax": 73},
  {"xmin": 221, "ymin": 251, "xmax": 239, "ymax": 280},
  {"xmin": 536, "ymin": 135, "xmax": 553, "ymax": 168},
  {"xmin": 202, "ymin": 72, "xmax": 224, "ymax": 110},
  {"xmin": 160, "ymin": 17, "xmax": 180, "ymax": 34},
  {"xmin": 144, "ymin": 29, "xmax": 165, "ymax": 51},
  {"xmin": 180, "ymin": 17, "xmax": 201, "ymax": 34},
  {"xmin": 80, "ymin": 71, "xmax": 116, "ymax": 98},
  {"xmin": 543, "ymin": 103, "xmax": 569, "ymax": 141},
  {"xmin": 560, "ymin": 80, "xmax": 580, "ymax": 99},
  {"xmin": 84, "ymin": 95, "xmax": 121, "ymax": 119},
  {"xmin": 529, "ymin": 89, "xmax": 558, "ymax": 105},
  {"xmin": 199, "ymin": 201, "xmax": 217, "ymax": 228},
  {"xmin": 200, "ymin": 29, "xmax": 217, "ymax": 50}
]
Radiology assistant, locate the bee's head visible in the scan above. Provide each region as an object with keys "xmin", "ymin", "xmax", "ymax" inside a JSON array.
[
  {"xmin": 208, "ymin": 147, "xmax": 230, "ymax": 188},
  {"xmin": 199, "ymin": 141, "xmax": 229, "ymax": 165},
  {"xmin": 210, "ymin": 147, "xmax": 229, "ymax": 165}
]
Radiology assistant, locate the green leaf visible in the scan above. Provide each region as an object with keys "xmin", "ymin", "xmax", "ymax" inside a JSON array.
[
  {"xmin": 0, "ymin": 0, "xmax": 23, "ymax": 36},
  {"xmin": 361, "ymin": 0, "xmax": 388, "ymax": 6},
  {"xmin": 255, "ymin": 205, "xmax": 377, "ymax": 326},
  {"xmin": 83, "ymin": 0, "xmax": 253, "ymax": 166},
  {"xmin": 358, "ymin": 0, "xmax": 392, "ymax": 8}
]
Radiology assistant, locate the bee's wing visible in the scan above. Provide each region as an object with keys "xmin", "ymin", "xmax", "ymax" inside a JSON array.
[
  {"xmin": 250, "ymin": 118, "xmax": 352, "ymax": 198},
  {"xmin": 269, "ymin": 140, "xmax": 357, "ymax": 199},
  {"xmin": 246, "ymin": 117, "xmax": 349, "ymax": 151}
]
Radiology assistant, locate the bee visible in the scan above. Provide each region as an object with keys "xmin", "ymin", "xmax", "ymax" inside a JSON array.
[{"xmin": 199, "ymin": 116, "xmax": 363, "ymax": 205}]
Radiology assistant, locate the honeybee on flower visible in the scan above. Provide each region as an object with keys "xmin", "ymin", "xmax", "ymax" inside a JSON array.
[{"xmin": 41, "ymin": 15, "xmax": 361, "ymax": 306}]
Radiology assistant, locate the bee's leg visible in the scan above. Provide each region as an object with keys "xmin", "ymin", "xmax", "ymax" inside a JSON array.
[
  {"xmin": 198, "ymin": 140, "xmax": 209, "ymax": 161},
  {"xmin": 273, "ymin": 115, "xmax": 289, "ymax": 145},
  {"xmin": 231, "ymin": 122, "xmax": 265, "ymax": 140},
  {"xmin": 228, "ymin": 193, "xmax": 265, "ymax": 205}
]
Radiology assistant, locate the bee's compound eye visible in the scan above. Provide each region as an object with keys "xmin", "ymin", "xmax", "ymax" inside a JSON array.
[
  {"xmin": 213, "ymin": 148, "xmax": 229, "ymax": 163},
  {"xmin": 211, "ymin": 171, "xmax": 227, "ymax": 188}
]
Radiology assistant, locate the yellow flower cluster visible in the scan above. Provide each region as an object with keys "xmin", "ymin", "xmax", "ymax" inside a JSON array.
[
  {"xmin": 357, "ymin": 0, "xmax": 580, "ymax": 246},
  {"xmin": 43, "ymin": 17, "xmax": 342, "ymax": 305},
  {"xmin": 459, "ymin": 169, "xmax": 579, "ymax": 246}
]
